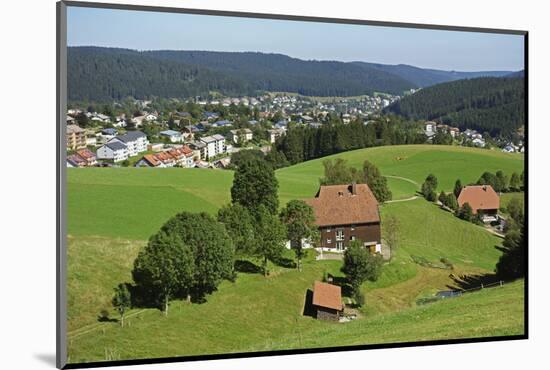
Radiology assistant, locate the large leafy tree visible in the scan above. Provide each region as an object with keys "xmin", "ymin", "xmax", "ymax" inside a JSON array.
[
  {"xmin": 279, "ymin": 200, "xmax": 318, "ymax": 271},
  {"xmin": 160, "ymin": 212, "xmax": 235, "ymax": 300},
  {"xmin": 254, "ymin": 205, "xmax": 287, "ymax": 276},
  {"xmin": 132, "ymin": 231, "xmax": 194, "ymax": 315},
  {"xmin": 217, "ymin": 203, "xmax": 256, "ymax": 258},
  {"xmin": 362, "ymin": 160, "xmax": 392, "ymax": 202},
  {"xmin": 341, "ymin": 241, "xmax": 383, "ymax": 306},
  {"xmin": 231, "ymin": 157, "xmax": 279, "ymax": 215}
]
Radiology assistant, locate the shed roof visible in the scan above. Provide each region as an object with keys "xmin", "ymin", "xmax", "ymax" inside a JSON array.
[
  {"xmin": 457, "ymin": 185, "xmax": 500, "ymax": 214},
  {"xmin": 312, "ymin": 281, "xmax": 342, "ymax": 311}
]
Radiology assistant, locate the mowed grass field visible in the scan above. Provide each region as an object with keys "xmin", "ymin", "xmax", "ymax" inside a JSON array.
[
  {"xmin": 66, "ymin": 144, "xmax": 525, "ymax": 364},
  {"xmin": 68, "ymin": 145, "xmax": 523, "ymax": 239}
]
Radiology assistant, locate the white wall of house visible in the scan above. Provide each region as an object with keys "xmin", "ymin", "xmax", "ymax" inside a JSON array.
[{"xmin": 97, "ymin": 145, "xmax": 129, "ymax": 162}]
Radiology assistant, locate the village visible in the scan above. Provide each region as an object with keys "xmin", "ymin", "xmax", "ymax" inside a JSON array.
[{"xmin": 66, "ymin": 93, "xmax": 525, "ymax": 169}]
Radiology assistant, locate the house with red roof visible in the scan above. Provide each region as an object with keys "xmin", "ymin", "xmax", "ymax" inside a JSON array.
[
  {"xmin": 457, "ymin": 185, "xmax": 500, "ymax": 222},
  {"xmin": 304, "ymin": 182, "xmax": 381, "ymax": 253}
]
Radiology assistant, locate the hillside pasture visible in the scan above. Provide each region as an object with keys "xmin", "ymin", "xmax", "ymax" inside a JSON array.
[{"xmin": 68, "ymin": 145, "xmax": 523, "ymax": 239}]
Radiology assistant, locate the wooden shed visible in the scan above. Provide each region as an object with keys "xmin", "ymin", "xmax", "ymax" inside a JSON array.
[{"xmin": 312, "ymin": 281, "xmax": 343, "ymax": 321}]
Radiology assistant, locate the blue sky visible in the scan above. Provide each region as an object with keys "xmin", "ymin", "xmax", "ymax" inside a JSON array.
[{"xmin": 67, "ymin": 6, "xmax": 524, "ymax": 72}]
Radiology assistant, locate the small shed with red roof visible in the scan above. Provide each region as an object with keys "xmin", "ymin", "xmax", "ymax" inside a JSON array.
[{"xmin": 312, "ymin": 281, "xmax": 343, "ymax": 321}]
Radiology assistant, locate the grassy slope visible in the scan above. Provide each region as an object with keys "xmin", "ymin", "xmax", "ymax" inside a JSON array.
[
  {"xmin": 67, "ymin": 242, "xmax": 524, "ymax": 364},
  {"xmin": 257, "ymin": 279, "xmax": 524, "ymax": 351},
  {"xmin": 66, "ymin": 145, "xmax": 524, "ymax": 363},
  {"xmin": 68, "ymin": 145, "xmax": 523, "ymax": 239},
  {"xmin": 277, "ymin": 144, "xmax": 523, "ymax": 200}
]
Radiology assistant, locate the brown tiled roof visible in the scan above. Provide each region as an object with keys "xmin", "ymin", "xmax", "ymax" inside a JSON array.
[
  {"xmin": 76, "ymin": 148, "xmax": 96, "ymax": 160},
  {"xmin": 312, "ymin": 281, "xmax": 342, "ymax": 311},
  {"xmin": 181, "ymin": 145, "xmax": 193, "ymax": 156},
  {"xmin": 304, "ymin": 183, "xmax": 380, "ymax": 227},
  {"xmin": 143, "ymin": 154, "xmax": 161, "ymax": 167},
  {"xmin": 457, "ymin": 185, "xmax": 500, "ymax": 214}
]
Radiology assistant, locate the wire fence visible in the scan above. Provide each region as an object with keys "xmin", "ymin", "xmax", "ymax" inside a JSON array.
[{"xmin": 416, "ymin": 279, "xmax": 508, "ymax": 305}]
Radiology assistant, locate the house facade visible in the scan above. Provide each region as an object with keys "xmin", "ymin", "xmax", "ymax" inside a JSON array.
[
  {"xmin": 159, "ymin": 130, "xmax": 184, "ymax": 143},
  {"xmin": 200, "ymin": 134, "xmax": 226, "ymax": 160},
  {"xmin": 66, "ymin": 124, "xmax": 86, "ymax": 150},
  {"xmin": 97, "ymin": 141, "xmax": 129, "ymax": 162},
  {"xmin": 305, "ymin": 182, "xmax": 382, "ymax": 253},
  {"xmin": 108, "ymin": 131, "xmax": 148, "ymax": 157},
  {"xmin": 228, "ymin": 128, "xmax": 253, "ymax": 144}
]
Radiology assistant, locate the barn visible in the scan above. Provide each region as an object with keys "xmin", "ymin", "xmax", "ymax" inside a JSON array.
[{"xmin": 312, "ymin": 281, "xmax": 343, "ymax": 321}]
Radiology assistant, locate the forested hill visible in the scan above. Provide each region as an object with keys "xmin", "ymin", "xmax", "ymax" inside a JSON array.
[
  {"xmin": 384, "ymin": 77, "xmax": 525, "ymax": 137},
  {"xmin": 67, "ymin": 47, "xmax": 517, "ymax": 103},
  {"xmin": 67, "ymin": 47, "xmax": 415, "ymax": 101},
  {"xmin": 353, "ymin": 62, "xmax": 513, "ymax": 88},
  {"xmin": 67, "ymin": 47, "xmax": 255, "ymax": 102}
]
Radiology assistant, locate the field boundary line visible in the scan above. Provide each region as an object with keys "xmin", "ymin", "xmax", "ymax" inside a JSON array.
[{"xmin": 68, "ymin": 309, "xmax": 148, "ymax": 339}]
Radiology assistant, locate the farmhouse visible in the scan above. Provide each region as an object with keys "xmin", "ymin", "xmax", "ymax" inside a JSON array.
[
  {"xmin": 312, "ymin": 281, "xmax": 343, "ymax": 321},
  {"xmin": 66, "ymin": 124, "xmax": 86, "ymax": 150},
  {"xmin": 457, "ymin": 185, "xmax": 500, "ymax": 222},
  {"xmin": 108, "ymin": 131, "xmax": 149, "ymax": 157},
  {"xmin": 305, "ymin": 182, "xmax": 382, "ymax": 253}
]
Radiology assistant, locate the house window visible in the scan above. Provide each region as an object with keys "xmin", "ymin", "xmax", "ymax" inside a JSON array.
[
  {"xmin": 336, "ymin": 229, "xmax": 344, "ymax": 241},
  {"xmin": 350, "ymin": 236, "xmax": 356, "ymax": 241},
  {"xmin": 326, "ymin": 228, "xmax": 331, "ymax": 233},
  {"xmin": 336, "ymin": 242, "xmax": 344, "ymax": 251},
  {"xmin": 326, "ymin": 238, "xmax": 332, "ymax": 244},
  {"xmin": 351, "ymin": 224, "xmax": 356, "ymax": 231}
]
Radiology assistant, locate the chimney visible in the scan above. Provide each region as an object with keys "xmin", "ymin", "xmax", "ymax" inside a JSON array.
[{"xmin": 351, "ymin": 181, "xmax": 357, "ymax": 195}]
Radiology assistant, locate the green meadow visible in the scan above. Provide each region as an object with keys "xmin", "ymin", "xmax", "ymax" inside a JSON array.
[
  {"xmin": 66, "ymin": 144, "xmax": 525, "ymax": 364},
  {"xmin": 68, "ymin": 145, "xmax": 523, "ymax": 239}
]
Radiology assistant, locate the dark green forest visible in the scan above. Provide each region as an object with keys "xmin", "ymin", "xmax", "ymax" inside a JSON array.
[
  {"xmin": 352, "ymin": 62, "xmax": 512, "ymax": 88},
  {"xmin": 68, "ymin": 47, "xmax": 418, "ymax": 101},
  {"xmin": 384, "ymin": 77, "xmax": 525, "ymax": 136},
  {"xmin": 267, "ymin": 117, "xmax": 425, "ymax": 169},
  {"xmin": 69, "ymin": 47, "xmax": 514, "ymax": 103}
]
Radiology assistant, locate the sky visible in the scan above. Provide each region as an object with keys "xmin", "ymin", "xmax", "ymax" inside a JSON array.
[{"xmin": 67, "ymin": 6, "xmax": 524, "ymax": 72}]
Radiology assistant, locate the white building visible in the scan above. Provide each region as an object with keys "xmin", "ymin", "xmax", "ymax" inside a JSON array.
[
  {"xmin": 97, "ymin": 141, "xmax": 129, "ymax": 162},
  {"xmin": 425, "ymin": 121, "xmax": 436, "ymax": 133},
  {"xmin": 200, "ymin": 134, "xmax": 226, "ymax": 160},
  {"xmin": 159, "ymin": 130, "xmax": 184, "ymax": 143},
  {"xmin": 108, "ymin": 131, "xmax": 148, "ymax": 157},
  {"xmin": 228, "ymin": 128, "xmax": 253, "ymax": 144}
]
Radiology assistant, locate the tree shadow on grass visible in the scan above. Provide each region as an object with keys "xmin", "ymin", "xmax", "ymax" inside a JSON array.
[
  {"xmin": 330, "ymin": 276, "xmax": 353, "ymax": 298},
  {"xmin": 273, "ymin": 256, "xmax": 297, "ymax": 269},
  {"xmin": 303, "ymin": 289, "xmax": 316, "ymax": 318},
  {"xmin": 97, "ymin": 312, "xmax": 118, "ymax": 323},
  {"xmin": 234, "ymin": 260, "xmax": 263, "ymax": 274},
  {"xmin": 447, "ymin": 272, "xmax": 500, "ymax": 291}
]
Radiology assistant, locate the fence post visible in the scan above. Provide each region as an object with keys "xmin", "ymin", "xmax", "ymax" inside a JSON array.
[
  {"xmin": 500, "ymin": 280, "xmax": 503, "ymax": 287},
  {"xmin": 481, "ymin": 283, "xmax": 484, "ymax": 289}
]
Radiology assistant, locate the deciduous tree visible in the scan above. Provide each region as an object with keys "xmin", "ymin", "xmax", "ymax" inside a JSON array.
[{"xmin": 280, "ymin": 200, "xmax": 318, "ymax": 271}]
